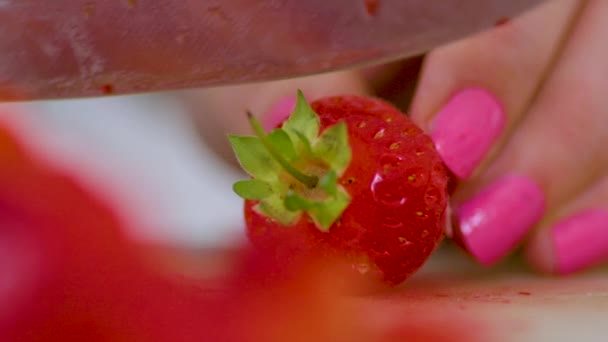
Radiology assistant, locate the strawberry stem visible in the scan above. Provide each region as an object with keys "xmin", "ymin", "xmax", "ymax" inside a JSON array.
[{"xmin": 247, "ymin": 112, "xmax": 319, "ymax": 189}]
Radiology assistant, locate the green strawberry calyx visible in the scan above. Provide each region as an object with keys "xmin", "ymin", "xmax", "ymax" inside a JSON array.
[{"xmin": 228, "ymin": 90, "xmax": 352, "ymax": 231}]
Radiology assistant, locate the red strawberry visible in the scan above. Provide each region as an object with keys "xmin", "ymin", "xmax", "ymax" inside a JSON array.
[
  {"xmin": 0, "ymin": 121, "xmax": 215, "ymax": 341},
  {"xmin": 1, "ymin": 112, "xmax": 472, "ymax": 341},
  {"xmin": 229, "ymin": 91, "xmax": 449, "ymax": 285}
]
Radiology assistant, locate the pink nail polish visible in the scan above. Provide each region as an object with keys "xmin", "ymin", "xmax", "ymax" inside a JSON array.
[
  {"xmin": 262, "ymin": 96, "xmax": 297, "ymax": 131},
  {"xmin": 454, "ymin": 175, "xmax": 545, "ymax": 266},
  {"xmin": 552, "ymin": 209, "xmax": 608, "ymax": 275},
  {"xmin": 431, "ymin": 88, "xmax": 505, "ymax": 179}
]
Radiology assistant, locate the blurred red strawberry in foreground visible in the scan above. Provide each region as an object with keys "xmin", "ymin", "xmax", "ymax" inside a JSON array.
[{"xmin": 0, "ymin": 115, "xmax": 474, "ymax": 342}]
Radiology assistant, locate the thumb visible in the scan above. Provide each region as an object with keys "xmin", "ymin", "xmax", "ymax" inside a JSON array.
[{"xmin": 183, "ymin": 70, "xmax": 371, "ymax": 164}]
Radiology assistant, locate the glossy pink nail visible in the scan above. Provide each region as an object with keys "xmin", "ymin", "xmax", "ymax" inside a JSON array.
[
  {"xmin": 454, "ymin": 175, "xmax": 545, "ymax": 266},
  {"xmin": 262, "ymin": 96, "xmax": 297, "ymax": 131},
  {"xmin": 431, "ymin": 88, "xmax": 505, "ymax": 179},
  {"xmin": 552, "ymin": 209, "xmax": 608, "ymax": 275}
]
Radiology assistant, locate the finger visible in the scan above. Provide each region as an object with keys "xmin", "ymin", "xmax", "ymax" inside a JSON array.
[
  {"xmin": 519, "ymin": 0, "xmax": 608, "ymax": 275},
  {"xmin": 409, "ymin": 0, "xmax": 582, "ymax": 179},
  {"xmin": 183, "ymin": 70, "xmax": 370, "ymax": 162},
  {"xmin": 526, "ymin": 176, "xmax": 608, "ymax": 275},
  {"xmin": 453, "ymin": 0, "xmax": 608, "ymax": 266}
]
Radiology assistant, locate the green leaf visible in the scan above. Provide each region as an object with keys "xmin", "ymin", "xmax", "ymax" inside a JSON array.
[
  {"xmin": 293, "ymin": 130, "xmax": 314, "ymax": 157},
  {"xmin": 284, "ymin": 186, "xmax": 350, "ymax": 231},
  {"xmin": 319, "ymin": 170, "xmax": 337, "ymax": 197},
  {"xmin": 308, "ymin": 188, "xmax": 351, "ymax": 231},
  {"xmin": 257, "ymin": 193, "xmax": 301, "ymax": 226},
  {"xmin": 227, "ymin": 90, "xmax": 353, "ymax": 231},
  {"xmin": 267, "ymin": 128, "xmax": 296, "ymax": 161},
  {"xmin": 233, "ymin": 179, "xmax": 273, "ymax": 200},
  {"xmin": 312, "ymin": 121, "xmax": 351, "ymax": 174},
  {"xmin": 228, "ymin": 135, "xmax": 280, "ymax": 181},
  {"xmin": 247, "ymin": 113, "xmax": 318, "ymax": 189},
  {"xmin": 282, "ymin": 90, "xmax": 320, "ymax": 151},
  {"xmin": 284, "ymin": 192, "xmax": 317, "ymax": 211}
]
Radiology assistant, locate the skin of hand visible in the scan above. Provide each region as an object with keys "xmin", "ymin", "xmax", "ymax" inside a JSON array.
[{"xmin": 186, "ymin": 0, "xmax": 608, "ymax": 276}]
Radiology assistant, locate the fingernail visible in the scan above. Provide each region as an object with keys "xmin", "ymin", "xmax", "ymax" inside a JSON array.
[
  {"xmin": 262, "ymin": 96, "xmax": 297, "ymax": 131},
  {"xmin": 551, "ymin": 209, "xmax": 608, "ymax": 275},
  {"xmin": 453, "ymin": 174, "xmax": 545, "ymax": 266},
  {"xmin": 431, "ymin": 88, "xmax": 505, "ymax": 179}
]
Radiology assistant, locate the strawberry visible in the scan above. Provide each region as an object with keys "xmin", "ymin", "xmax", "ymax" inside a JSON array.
[
  {"xmin": 229, "ymin": 91, "xmax": 449, "ymax": 285},
  {"xmin": 1, "ymin": 111, "xmax": 471, "ymax": 341}
]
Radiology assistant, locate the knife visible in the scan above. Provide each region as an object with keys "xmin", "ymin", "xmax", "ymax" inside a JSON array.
[{"xmin": 0, "ymin": 0, "xmax": 545, "ymax": 101}]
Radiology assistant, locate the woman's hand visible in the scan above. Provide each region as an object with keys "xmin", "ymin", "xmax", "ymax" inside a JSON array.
[{"xmin": 188, "ymin": 0, "xmax": 608, "ymax": 275}]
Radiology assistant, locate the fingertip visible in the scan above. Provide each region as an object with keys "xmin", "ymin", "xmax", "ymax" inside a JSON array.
[
  {"xmin": 534, "ymin": 210, "xmax": 608, "ymax": 276},
  {"xmin": 430, "ymin": 87, "xmax": 506, "ymax": 179},
  {"xmin": 452, "ymin": 174, "xmax": 545, "ymax": 267},
  {"xmin": 261, "ymin": 96, "xmax": 296, "ymax": 131}
]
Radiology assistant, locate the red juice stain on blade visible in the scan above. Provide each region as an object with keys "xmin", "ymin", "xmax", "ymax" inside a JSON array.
[
  {"xmin": 100, "ymin": 84, "xmax": 114, "ymax": 95},
  {"xmin": 364, "ymin": 0, "xmax": 380, "ymax": 16},
  {"xmin": 82, "ymin": 2, "xmax": 95, "ymax": 17},
  {"xmin": 495, "ymin": 17, "xmax": 511, "ymax": 27}
]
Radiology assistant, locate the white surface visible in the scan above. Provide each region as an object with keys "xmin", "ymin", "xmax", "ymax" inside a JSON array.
[{"xmin": 0, "ymin": 94, "xmax": 245, "ymax": 247}]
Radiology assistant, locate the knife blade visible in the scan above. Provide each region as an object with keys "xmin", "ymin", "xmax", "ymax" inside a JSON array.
[{"xmin": 0, "ymin": 0, "xmax": 545, "ymax": 101}]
